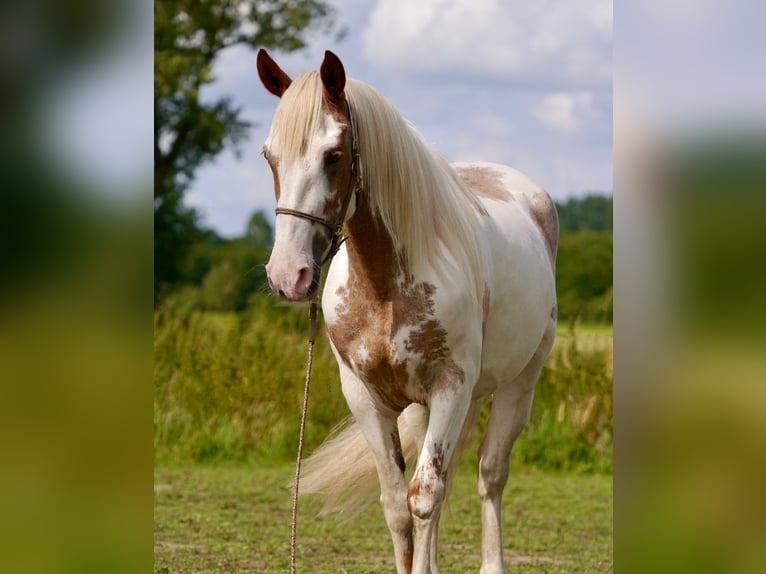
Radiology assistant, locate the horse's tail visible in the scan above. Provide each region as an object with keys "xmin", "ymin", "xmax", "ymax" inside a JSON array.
[{"xmin": 299, "ymin": 401, "xmax": 480, "ymax": 516}]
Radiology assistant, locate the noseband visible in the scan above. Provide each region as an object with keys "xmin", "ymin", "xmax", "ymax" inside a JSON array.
[{"xmin": 274, "ymin": 97, "xmax": 364, "ymax": 265}]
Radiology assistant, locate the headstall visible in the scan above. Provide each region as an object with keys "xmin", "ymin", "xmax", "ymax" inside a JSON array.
[{"xmin": 274, "ymin": 96, "xmax": 363, "ymax": 265}]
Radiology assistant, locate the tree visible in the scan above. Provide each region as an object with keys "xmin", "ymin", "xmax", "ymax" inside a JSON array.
[
  {"xmin": 244, "ymin": 210, "xmax": 273, "ymax": 246},
  {"xmin": 555, "ymin": 194, "xmax": 613, "ymax": 232},
  {"xmin": 556, "ymin": 230, "xmax": 613, "ymax": 324},
  {"xmin": 154, "ymin": 0, "xmax": 339, "ymax": 299},
  {"xmin": 200, "ymin": 259, "xmax": 243, "ymax": 311}
]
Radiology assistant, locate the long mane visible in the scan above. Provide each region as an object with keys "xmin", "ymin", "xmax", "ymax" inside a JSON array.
[{"xmin": 270, "ymin": 72, "xmax": 489, "ymax": 305}]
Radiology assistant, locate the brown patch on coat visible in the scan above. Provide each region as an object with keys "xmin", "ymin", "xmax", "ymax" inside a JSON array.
[
  {"xmin": 403, "ymin": 542, "xmax": 413, "ymax": 574},
  {"xmin": 321, "ymin": 94, "xmax": 355, "ymax": 215},
  {"xmin": 391, "ymin": 427, "xmax": 406, "ymax": 474},
  {"xmin": 456, "ymin": 165, "xmax": 513, "ymax": 202},
  {"xmin": 406, "ymin": 442, "xmax": 446, "ymax": 516},
  {"xmin": 431, "ymin": 442, "xmax": 445, "ymax": 477},
  {"xmin": 528, "ymin": 189, "xmax": 559, "ymax": 264},
  {"xmin": 396, "ymin": 278, "xmax": 463, "ymax": 390},
  {"xmin": 327, "ymin": 199, "xmax": 462, "ymax": 411},
  {"xmin": 327, "ymin": 203, "xmax": 410, "ymax": 410},
  {"xmin": 406, "ymin": 477, "xmax": 421, "ymax": 515},
  {"xmin": 263, "ymin": 148, "xmax": 281, "ymax": 201}
]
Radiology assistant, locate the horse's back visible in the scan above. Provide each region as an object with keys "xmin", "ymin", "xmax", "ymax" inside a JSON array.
[
  {"xmin": 454, "ymin": 161, "xmax": 558, "ymax": 261},
  {"xmin": 454, "ymin": 161, "xmax": 558, "ymax": 393}
]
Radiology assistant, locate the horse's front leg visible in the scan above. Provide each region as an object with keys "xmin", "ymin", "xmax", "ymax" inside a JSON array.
[
  {"xmin": 408, "ymin": 370, "xmax": 474, "ymax": 574},
  {"xmin": 339, "ymin": 363, "xmax": 413, "ymax": 574}
]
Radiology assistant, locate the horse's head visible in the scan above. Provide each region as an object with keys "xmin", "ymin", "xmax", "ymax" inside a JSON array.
[{"xmin": 257, "ymin": 49, "xmax": 358, "ymax": 301}]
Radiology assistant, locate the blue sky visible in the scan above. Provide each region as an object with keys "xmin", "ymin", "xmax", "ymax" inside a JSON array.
[{"xmin": 187, "ymin": 0, "xmax": 614, "ymax": 238}]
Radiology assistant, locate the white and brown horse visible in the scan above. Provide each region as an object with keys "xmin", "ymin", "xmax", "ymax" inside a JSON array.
[{"xmin": 257, "ymin": 49, "xmax": 558, "ymax": 574}]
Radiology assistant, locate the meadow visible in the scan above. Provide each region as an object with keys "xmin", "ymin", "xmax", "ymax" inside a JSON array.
[
  {"xmin": 154, "ymin": 292, "xmax": 613, "ymax": 572},
  {"xmin": 154, "ymin": 463, "xmax": 612, "ymax": 574}
]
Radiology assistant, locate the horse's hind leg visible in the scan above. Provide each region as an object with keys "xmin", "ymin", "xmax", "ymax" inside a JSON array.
[{"xmin": 478, "ymin": 320, "xmax": 556, "ymax": 574}]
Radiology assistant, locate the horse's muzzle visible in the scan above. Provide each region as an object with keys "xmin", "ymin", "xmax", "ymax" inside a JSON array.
[{"xmin": 265, "ymin": 260, "xmax": 320, "ymax": 301}]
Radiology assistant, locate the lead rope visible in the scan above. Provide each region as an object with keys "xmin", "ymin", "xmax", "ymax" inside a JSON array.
[
  {"xmin": 289, "ymin": 95, "xmax": 362, "ymax": 573},
  {"xmin": 290, "ymin": 298, "xmax": 318, "ymax": 574}
]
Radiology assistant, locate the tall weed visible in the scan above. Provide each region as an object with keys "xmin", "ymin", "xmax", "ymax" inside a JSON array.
[
  {"xmin": 155, "ymin": 293, "xmax": 612, "ymax": 472},
  {"xmin": 154, "ymin": 292, "xmax": 348, "ymax": 463},
  {"xmin": 512, "ymin": 333, "xmax": 613, "ymax": 472}
]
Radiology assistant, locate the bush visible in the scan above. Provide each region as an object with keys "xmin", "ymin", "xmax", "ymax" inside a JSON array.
[{"xmin": 154, "ymin": 293, "xmax": 348, "ymax": 464}]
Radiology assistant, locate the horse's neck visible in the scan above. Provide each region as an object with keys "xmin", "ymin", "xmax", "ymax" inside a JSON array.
[{"xmin": 343, "ymin": 200, "xmax": 404, "ymax": 298}]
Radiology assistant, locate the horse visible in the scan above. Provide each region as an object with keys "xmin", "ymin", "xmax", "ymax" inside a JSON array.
[{"xmin": 256, "ymin": 49, "xmax": 558, "ymax": 574}]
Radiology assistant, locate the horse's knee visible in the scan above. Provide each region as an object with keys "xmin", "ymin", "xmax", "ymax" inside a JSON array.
[{"xmin": 407, "ymin": 474, "xmax": 445, "ymax": 520}]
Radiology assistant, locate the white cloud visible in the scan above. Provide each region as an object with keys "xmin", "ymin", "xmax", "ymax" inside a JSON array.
[
  {"xmin": 532, "ymin": 91, "xmax": 594, "ymax": 134},
  {"xmin": 185, "ymin": 2, "xmax": 614, "ymax": 237},
  {"xmin": 451, "ymin": 112, "xmax": 515, "ymax": 163},
  {"xmin": 363, "ymin": 0, "xmax": 611, "ymax": 87}
]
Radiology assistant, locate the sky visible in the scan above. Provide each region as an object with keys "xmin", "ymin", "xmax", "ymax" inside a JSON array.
[
  {"xmin": 32, "ymin": 0, "xmax": 766, "ymax": 240},
  {"xmin": 186, "ymin": 0, "xmax": 614, "ymax": 238}
]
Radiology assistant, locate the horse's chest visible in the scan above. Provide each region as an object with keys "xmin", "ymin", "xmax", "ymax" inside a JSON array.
[{"xmin": 325, "ymin": 280, "xmax": 453, "ymax": 409}]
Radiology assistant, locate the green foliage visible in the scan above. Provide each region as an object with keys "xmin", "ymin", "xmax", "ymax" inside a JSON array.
[
  {"xmin": 177, "ymin": 211, "xmax": 273, "ymax": 310},
  {"xmin": 556, "ymin": 230, "xmax": 613, "ymax": 324},
  {"xmin": 154, "ymin": 294, "xmax": 349, "ymax": 464},
  {"xmin": 154, "ymin": 0, "xmax": 340, "ymax": 299},
  {"xmin": 555, "ymin": 194, "xmax": 613, "ymax": 232},
  {"xmin": 200, "ymin": 260, "xmax": 242, "ymax": 311},
  {"xmin": 154, "ymin": 295, "xmax": 612, "ymax": 473},
  {"xmin": 244, "ymin": 210, "xmax": 274, "ymax": 246},
  {"xmin": 513, "ymin": 336, "xmax": 613, "ymax": 473},
  {"xmin": 547, "ymin": 194, "xmax": 614, "ymax": 325}
]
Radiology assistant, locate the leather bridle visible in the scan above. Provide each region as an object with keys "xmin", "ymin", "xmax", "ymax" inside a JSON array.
[{"xmin": 274, "ymin": 97, "xmax": 364, "ymax": 265}]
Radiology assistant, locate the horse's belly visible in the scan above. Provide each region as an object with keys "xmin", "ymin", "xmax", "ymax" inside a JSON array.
[{"xmin": 474, "ymin": 203, "xmax": 556, "ymax": 396}]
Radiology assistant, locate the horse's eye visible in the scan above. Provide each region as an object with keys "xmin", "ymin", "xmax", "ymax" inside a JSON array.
[{"xmin": 325, "ymin": 150, "xmax": 343, "ymax": 165}]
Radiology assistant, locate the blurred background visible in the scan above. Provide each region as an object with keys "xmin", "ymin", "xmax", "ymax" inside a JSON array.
[
  {"xmin": 0, "ymin": 0, "xmax": 763, "ymax": 572},
  {"xmin": 1, "ymin": 1, "xmax": 152, "ymax": 573},
  {"xmin": 615, "ymin": 2, "xmax": 766, "ymax": 572}
]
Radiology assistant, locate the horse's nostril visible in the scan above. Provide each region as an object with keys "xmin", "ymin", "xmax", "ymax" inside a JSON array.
[
  {"xmin": 278, "ymin": 289, "xmax": 285, "ymax": 298},
  {"xmin": 295, "ymin": 267, "xmax": 313, "ymax": 296}
]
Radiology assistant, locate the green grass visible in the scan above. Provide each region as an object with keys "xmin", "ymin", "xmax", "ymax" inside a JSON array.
[
  {"xmin": 154, "ymin": 293, "xmax": 613, "ymax": 472},
  {"xmin": 154, "ymin": 463, "xmax": 612, "ymax": 573}
]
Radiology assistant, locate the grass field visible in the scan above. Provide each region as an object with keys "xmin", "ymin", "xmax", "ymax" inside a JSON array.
[
  {"xmin": 154, "ymin": 300, "xmax": 612, "ymax": 571},
  {"xmin": 154, "ymin": 298, "xmax": 613, "ymax": 472},
  {"xmin": 154, "ymin": 463, "xmax": 612, "ymax": 573}
]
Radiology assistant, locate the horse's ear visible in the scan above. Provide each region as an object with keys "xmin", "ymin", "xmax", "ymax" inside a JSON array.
[
  {"xmin": 320, "ymin": 50, "xmax": 346, "ymax": 104},
  {"xmin": 257, "ymin": 49, "xmax": 292, "ymax": 98}
]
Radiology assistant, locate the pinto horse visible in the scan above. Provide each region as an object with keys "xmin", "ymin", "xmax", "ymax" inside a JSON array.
[{"xmin": 257, "ymin": 49, "xmax": 558, "ymax": 574}]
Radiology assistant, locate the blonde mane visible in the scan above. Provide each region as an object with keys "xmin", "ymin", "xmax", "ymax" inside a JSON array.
[{"xmin": 270, "ymin": 72, "xmax": 489, "ymax": 305}]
